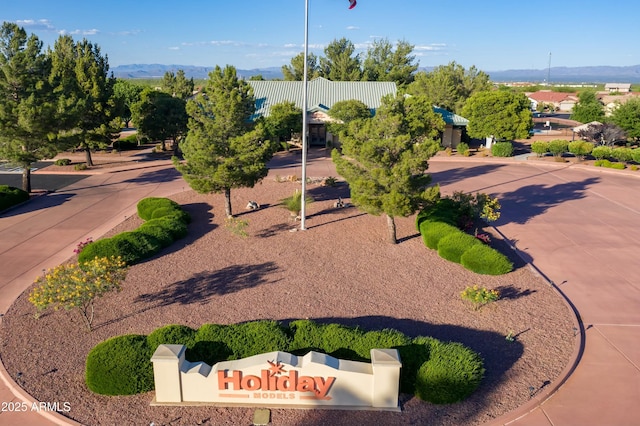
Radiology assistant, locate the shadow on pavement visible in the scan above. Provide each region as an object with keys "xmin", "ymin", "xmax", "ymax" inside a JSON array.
[
  {"xmin": 0, "ymin": 192, "xmax": 75, "ymax": 217},
  {"xmin": 429, "ymin": 164, "xmax": 506, "ymax": 187}
]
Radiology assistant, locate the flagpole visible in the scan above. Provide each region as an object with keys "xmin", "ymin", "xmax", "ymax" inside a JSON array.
[{"xmin": 300, "ymin": 0, "xmax": 310, "ymax": 231}]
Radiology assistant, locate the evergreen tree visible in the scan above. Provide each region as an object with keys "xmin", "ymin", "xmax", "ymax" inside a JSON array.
[
  {"xmin": 332, "ymin": 94, "xmax": 443, "ymax": 243},
  {"xmin": 131, "ymin": 89, "xmax": 188, "ymax": 151},
  {"xmin": 461, "ymin": 91, "xmax": 533, "ymax": 141},
  {"xmin": 282, "ymin": 52, "xmax": 320, "ymax": 81},
  {"xmin": 320, "ymin": 38, "xmax": 362, "ymax": 81},
  {"xmin": 0, "ymin": 23, "xmax": 57, "ymax": 192},
  {"xmin": 362, "ymin": 39, "xmax": 418, "ymax": 87},
  {"xmin": 174, "ymin": 65, "xmax": 273, "ymax": 217},
  {"xmin": 161, "ymin": 69, "xmax": 194, "ymax": 100},
  {"xmin": 570, "ymin": 90, "xmax": 605, "ymax": 123}
]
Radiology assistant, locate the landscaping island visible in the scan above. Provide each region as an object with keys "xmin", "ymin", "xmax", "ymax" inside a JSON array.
[{"xmin": 0, "ymin": 170, "xmax": 575, "ymax": 425}]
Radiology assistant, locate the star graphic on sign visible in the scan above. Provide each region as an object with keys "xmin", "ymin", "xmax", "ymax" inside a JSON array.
[{"xmin": 267, "ymin": 360, "xmax": 287, "ymax": 377}]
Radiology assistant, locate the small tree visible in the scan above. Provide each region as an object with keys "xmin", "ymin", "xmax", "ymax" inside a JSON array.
[
  {"xmin": 610, "ymin": 97, "xmax": 640, "ymax": 140},
  {"xmin": 261, "ymin": 101, "xmax": 302, "ymax": 146},
  {"xmin": 461, "ymin": 91, "xmax": 533, "ymax": 141},
  {"xmin": 571, "ymin": 90, "xmax": 604, "ymax": 123},
  {"xmin": 531, "ymin": 141, "xmax": 549, "ymax": 157},
  {"xmin": 568, "ymin": 140, "xmax": 594, "ymax": 161},
  {"xmin": 548, "ymin": 139, "xmax": 569, "ymax": 159},
  {"xmin": 131, "ymin": 89, "xmax": 187, "ymax": 151},
  {"xmin": 29, "ymin": 256, "xmax": 128, "ymax": 331}
]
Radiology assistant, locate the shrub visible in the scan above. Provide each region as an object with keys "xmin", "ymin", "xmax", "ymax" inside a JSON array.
[
  {"xmin": 74, "ymin": 163, "xmax": 88, "ymax": 171},
  {"xmin": 420, "ymin": 220, "xmax": 460, "ymax": 250},
  {"xmin": 114, "ymin": 136, "xmax": 139, "ymax": 151},
  {"xmin": 190, "ymin": 324, "xmax": 234, "ymax": 366},
  {"xmin": 594, "ymin": 159, "xmax": 625, "ymax": 169},
  {"xmin": 610, "ymin": 162, "xmax": 626, "ymax": 170},
  {"xmin": 414, "ymin": 338, "xmax": 485, "ymax": 404},
  {"xmin": 78, "ymin": 231, "xmax": 161, "ymax": 265},
  {"xmin": 611, "ymin": 148, "xmax": 634, "ymax": 163},
  {"xmin": 54, "ymin": 158, "xmax": 71, "ymax": 166},
  {"xmin": 225, "ymin": 321, "xmax": 291, "ymax": 360},
  {"xmin": 281, "ymin": 190, "xmax": 313, "ymax": 216},
  {"xmin": 456, "ymin": 142, "xmax": 470, "ymax": 156},
  {"xmin": 592, "ymin": 146, "xmax": 613, "ymax": 160},
  {"xmin": 416, "ymin": 198, "xmax": 459, "ymax": 230},
  {"xmin": 491, "ymin": 142, "xmax": 513, "ymax": 157},
  {"xmin": 437, "ymin": 232, "xmax": 481, "ymax": 264},
  {"xmin": 530, "ymin": 141, "xmax": 549, "ymax": 157},
  {"xmin": 145, "ymin": 216, "xmax": 188, "ymax": 240},
  {"xmin": 0, "ymin": 185, "xmax": 29, "ymax": 211},
  {"xmin": 568, "ymin": 141, "xmax": 594, "ymax": 160},
  {"xmin": 85, "ymin": 334, "xmax": 154, "ymax": 395},
  {"xmin": 147, "ymin": 324, "xmax": 197, "ymax": 353},
  {"xmin": 137, "ymin": 197, "xmax": 181, "ymax": 221},
  {"xmin": 29, "ymin": 256, "xmax": 127, "ymax": 331},
  {"xmin": 547, "ymin": 139, "xmax": 569, "ymax": 158},
  {"xmin": 461, "ymin": 285, "xmax": 500, "ymax": 310},
  {"xmin": 632, "ymin": 148, "xmax": 640, "ymax": 163},
  {"xmin": 137, "ymin": 222, "xmax": 175, "ymax": 246},
  {"xmin": 460, "ymin": 244, "xmax": 513, "ymax": 275}
]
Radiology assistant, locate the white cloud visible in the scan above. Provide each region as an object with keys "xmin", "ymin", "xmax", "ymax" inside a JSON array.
[
  {"xmin": 346, "ymin": 26, "xmax": 360, "ymax": 30},
  {"xmin": 16, "ymin": 19, "xmax": 55, "ymax": 31},
  {"xmin": 414, "ymin": 44, "xmax": 447, "ymax": 51},
  {"xmin": 168, "ymin": 46, "xmax": 180, "ymax": 51}
]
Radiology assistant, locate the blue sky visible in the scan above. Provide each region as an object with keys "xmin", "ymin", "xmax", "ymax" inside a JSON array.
[{"xmin": 2, "ymin": 1, "xmax": 638, "ymax": 72}]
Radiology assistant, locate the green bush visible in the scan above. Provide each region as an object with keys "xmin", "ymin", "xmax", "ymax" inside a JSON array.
[
  {"xmin": 610, "ymin": 162, "xmax": 626, "ymax": 170},
  {"xmin": 632, "ymin": 148, "xmax": 640, "ymax": 163},
  {"xmin": 78, "ymin": 231, "xmax": 161, "ymax": 265},
  {"xmin": 437, "ymin": 232, "xmax": 481, "ymax": 264},
  {"xmin": 74, "ymin": 163, "xmax": 88, "ymax": 171},
  {"xmin": 592, "ymin": 146, "xmax": 613, "ymax": 160},
  {"xmin": 416, "ymin": 198, "xmax": 460, "ymax": 230},
  {"xmin": 145, "ymin": 216, "xmax": 188, "ymax": 240},
  {"xmin": 611, "ymin": 148, "xmax": 634, "ymax": 163},
  {"xmin": 594, "ymin": 159, "xmax": 625, "ymax": 169},
  {"xmin": 224, "ymin": 321, "xmax": 291, "ymax": 360},
  {"xmin": 137, "ymin": 197, "xmax": 182, "ymax": 221},
  {"xmin": 530, "ymin": 141, "xmax": 549, "ymax": 157},
  {"xmin": 147, "ymin": 324, "xmax": 197, "ymax": 354},
  {"xmin": 456, "ymin": 142, "xmax": 470, "ymax": 156},
  {"xmin": 420, "ymin": 220, "xmax": 460, "ymax": 250},
  {"xmin": 114, "ymin": 136, "xmax": 139, "ymax": 151},
  {"xmin": 0, "ymin": 185, "xmax": 29, "ymax": 211},
  {"xmin": 54, "ymin": 158, "xmax": 72, "ymax": 166},
  {"xmin": 137, "ymin": 221, "xmax": 175, "ymax": 246},
  {"xmin": 491, "ymin": 142, "xmax": 513, "ymax": 157},
  {"xmin": 568, "ymin": 141, "xmax": 594, "ymax": 160},
  {"xmin": 414, "ymin": 337, "xmax": 485, "ymax": 404},
  {"xmin": 548, "ymin": 139, "xmax": 569, "ymax": 158},
  {"xmin": 460, "ymin": 243, "xmax": 513, "ymax": 275},
  {"xmin": 85, "ymin": 334, "xmax": 154, "ymax": 395}
]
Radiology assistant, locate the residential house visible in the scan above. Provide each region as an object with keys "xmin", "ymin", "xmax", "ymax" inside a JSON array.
[
  {"xmin": 604, "ymin": 83, "xmax": 631, "ymax": 93},
  {"xmin": 527, "ymin": 90, "xmax": 578, "ymax": 112},
  {"xmin": 247, "ymin": 77, "xmax": 469, "ymax": 148},
  {"xmin": 598, "ymin": 92, "xmax": 640, "ymax": 116}
]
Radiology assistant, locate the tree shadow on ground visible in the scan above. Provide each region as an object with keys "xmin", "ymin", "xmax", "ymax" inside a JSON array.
[
  {"xmin": 0, "ymin": 193, "xmax": 74, "ymax": 217},
  {"xmin": 276, "ymin": 315, "xmax": 524, "ymax": 426},
  {"xmin": 494, "ymin": 285, "xmax": 537, "ymax": 300},
  {"xmin": 135, "ymin": 261, "xmax": 280, "ymax": 307},
  {"xmin": 495, "ymin": 177, "xmax": 600, "ymax": 226},
  {"xmin": 307, "ymin": 181, "xmax": 351, "ymax": 202},
  {"xmin": 429, "ymin": 164, "xmax": 506, "ymax": 187},
  {"xmin": 122, "ymin": 167, "xmax": 182, "ymax": 184}
]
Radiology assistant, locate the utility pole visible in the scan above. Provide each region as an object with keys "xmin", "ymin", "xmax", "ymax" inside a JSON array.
[{"xmin": 547, "ymin": 52, "xmax": 552, "ymax": 87}]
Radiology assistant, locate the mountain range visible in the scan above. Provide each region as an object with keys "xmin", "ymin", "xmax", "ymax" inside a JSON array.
[{"xmin": 111, "ymin": 64, "xmax": 640, "ymax": 84}]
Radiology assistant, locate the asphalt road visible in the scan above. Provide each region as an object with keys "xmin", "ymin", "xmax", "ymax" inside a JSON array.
[{"xmin": 0, "ymin": 173, "xmax": 89, "ymax": 192}]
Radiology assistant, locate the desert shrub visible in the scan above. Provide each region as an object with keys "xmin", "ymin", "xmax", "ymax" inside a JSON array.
[
  {"xmin": 288, "ymin": 319, "xmax": 325, "ymax": 352},
  {"xmin": 547, "ymin": 139, "xmax": 569, "ymax": 158},
  {"xmin": 224, "ymin": 321, "xmax": 291, "ymax": 360},
  {"xmin": 145, "ymin": 216, "xmax": 188, "ymax": 240},
  {"xmin": 568, "ymin": 141, "xmax": 594, "ymax": 160},
  {"xmin": 137, "ymin": 197, "xmax": 181, "ymax": 221},
  {"xmin": 591, "ymin": 146, "xmax": 613, "ymax": 160},
  {"xmin": 189, "ymin": 324, "xmax": 234, "ymax": 365},
  {"xmin": 610, "ymin": 162, "xmax": 626, "ymax": 170},
  {"xmin": 456, "ymin": 142, "xmax": 470, "ymax": 156},
  {"xmin": 54, "ymin": 158, "xmax": 72, "ymax": 166},
  {"xmin": 78, "ymin": 231, "xmax": 161, "ymax": 265},
  {"xmin": 414, "ymin": 338, "xmax": 485, "ymax": 404},
  {"xmin": 137, "ymin": 221, "xmax": 175, "ymax": 246},
  {"xmin": 416, "ymin": 198, "xmax": 459, "ymax": 230},
  {"xmin": 632, "ymin": 148, "xmax": 640, "ymax": 163},
  {"xmin": 594, "ymin": 159, "xmax": 625, "ymax": 169},
  {"xmin": 0, "ymin": 185, "xmax": 29, "ymax": 211},
  {"xmin": 437, "ymin": 232, "xmax": 481, "ymax": 264},
  {"xmin": 611, "ymin": 147, "xmax": 634, "ymax": 163},
  {"xmin": 530, "ymin": 141, "xmax": 549, "ymax": 157},
  {"xmin": 461, "ymin": 285, "xmax": 500, "ymax": 310},
  {"xmin": 74, "ymin": 163, "xmax": 88, "ymax": 171},
  {"xmin": 420, "ymin": 220, "xmax": 460, "ymax": 250},
  {"xmin": 354, "ymin": 329, "xmax": 411, "ymax": 359},
  {"xmin": 114, "ymin": 136, "xmax": 139, "ymax": 151},
  {"xmin": 396, "ymin": 342, "xmax": 431, "ymax": 393},
  {"xmin": 460, "ymin": 244, "xmax": 513, "ymax": 275},
  {"xmin": 147, "ymin": 325, "xmax": 197, "ymax": 353},
  {"xmin": 491, "ymin": 142, "xmax": 513, "ymax": 157},
  {"xmin": 85, "ymin": 334, "xmax": 154, "ymax": 395}
]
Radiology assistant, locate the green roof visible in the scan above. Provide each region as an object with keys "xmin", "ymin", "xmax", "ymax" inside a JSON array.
[
  {"xmin": 247, "ymin": 77, "xmax": 397, "ymax": 118},
  {"xmin": 432, "ymin": 106, "xmax": 469, "ymax": 126}
]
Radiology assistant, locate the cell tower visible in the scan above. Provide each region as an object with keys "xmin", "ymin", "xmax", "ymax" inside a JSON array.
[{"xmin": 547, "ymin": 52, "xmax": 552, "ymax": 86}]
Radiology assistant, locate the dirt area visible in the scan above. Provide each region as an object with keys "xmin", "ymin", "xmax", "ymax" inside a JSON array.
[{"xmin": 0, "ymin": 173, "xmax": 576, "ymax": 426}]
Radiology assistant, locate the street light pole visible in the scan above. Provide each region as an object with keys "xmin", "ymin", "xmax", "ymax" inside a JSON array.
[{"xmin": 300, "ymin": 0, "xmax": 310, "ymax": 230}]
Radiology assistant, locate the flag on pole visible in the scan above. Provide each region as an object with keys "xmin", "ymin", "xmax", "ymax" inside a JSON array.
[{"xmin": 348, "ymin": 0, "xmax": 357, "ymax": 9}]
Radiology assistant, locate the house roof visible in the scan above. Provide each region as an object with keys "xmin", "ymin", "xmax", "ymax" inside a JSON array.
[
  {"xmin": 247, "ymin": 77, "xmax": 397, "ymax": 118},
  {"xmin": 605, "ymin": 83, "xmax": 631, "ymax": 90},
  {"xmin": 527, "ymin": 91, "xmax": 576, "ymax": 103},
  {"xmin": 432, "ymin": 106, "xmax": 469, "ymax": 126}
]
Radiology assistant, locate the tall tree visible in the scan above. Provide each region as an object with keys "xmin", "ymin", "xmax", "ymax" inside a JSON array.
[
  {"xmin": 174, "ymin": 65, "xmax": 273, "ymax": 217},
  {"xmin": 332, "ymin": 94, "xmax": 444, "ymax": 244},
  {"xmin": 113, "ymin": 79, "xmax": 143, "ymax": 128},
  {"xmin": 49, "ymin": 35, "xmax": 118, "ymax": 167},
  {"xmin": 408, "ymin": 62, "xmax": 491, "ymax": 113},
  {"xmin": 282, "ymin": 52, "xmax": 320, "ymax": 81},
  {"xmin": 461, "ymin": 91, "xmax": 533, "ymax": 141},
  {"xmin": 161, "ymin": 69, "xmax": 194, "ymax": 100},
  {"xmin": 261, "ymin": 101, "xmax": 302, "ymax": 144},
  {"xmin": 320, "ymin": 38, "xmax": 362, "ymax": 81},
  {"xmin": 610, "ymin": 97, "xmax": 640, "ymax": 140},
  {"xmin": 327, "ymin": 99, "xmax": 371, "ymax": 137},
  {"xmin": 131, "ymin": 89, "xmax": 188, "ymax": 151},
  {"xmin": 570, "ymin": 90, "xmax": 604, "ymax": 123},
  {"xmin": 0, "ymin": 23, "xmax": 57, "ymax": 192},
  {"xmin": 362, "ymin": 39, "xmax": 418, "ymax": 87}
]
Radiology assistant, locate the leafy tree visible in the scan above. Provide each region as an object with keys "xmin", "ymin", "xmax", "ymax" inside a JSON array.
[
  {"xmin": 327, "ymin": 99, "xmax": 371, "ymax": 137},
  {"xmin": 408, "ymin": 62, "xmax": 491, "ymax": 113},
  {"xmin": 577, "ymin": 122, "xmax": 626, "ymax": 146},
  {"xmin": 320, "ymin": 38, "xmax": 362, "ymax": 81},
  {"xmin": 113, "ymin": 79, "xmax": 143, "ymax": 128},
  {"xmin": 131, "ymin": 89, "xmax": 188, "ymax": 151},
  {"xmin": 610, "ymin": 97, "xmax": 640, "ymax": 140},
  {"xmin": 261, "ymin": 101, "xmax": 302, "ymax": 144},
  {"xmin": 282, "ymin": 52, "xmax": 320, "ymax": 81},
  {"xmin": 49, "ymin": 35, "xmax": 119, "ymax": 167},
  {"xmin": 161, "ymin": 69, "xmax": 194, "ymax": 100},
  {"xmin": 570, "ymin": 90, "xmax": 604, "ymax": 123},
  {"xmin": 248, "ymin": 74, "xmax": 265, "ymax": 81},
  {"xmin": 362, "ymin": 38, "xmax": 418, "ymax": 87},
  {"xmin": 332, "ymin": 94, "xmax": 444, "ymax": 244},
  {"xmin": 0, "ymin": 23, "xmax": 58, "ymax": 192},
  {"xmin": 461, "ymin": 91, "xmax": 533, "ymax": 141},
  {"xmin": 174, "ymin": 65, "xmax": 273, "ymax": 217},
  {"xmin": 568, "ymin": 141, "xmax": 594, "ymax": 161}
]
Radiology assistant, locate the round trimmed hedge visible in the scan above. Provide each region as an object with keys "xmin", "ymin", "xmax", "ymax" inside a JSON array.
[
  {"xmin": 437, "ymin": 232, "xmax": 481, "ymax": 263},
  {"xmin": 137, "ymin": 197, "xmax": 183, "ymax": 221},
  {"xmin": 86, "ymin": 320, "xmax": 485, "ymax": 405},
  {"xmin": 420, "ymin": 220, "xmax": 460, "ymax": 250},
  {"xmin": 460, "ymin": 243, "xmax": 513, "ymax": 275}
]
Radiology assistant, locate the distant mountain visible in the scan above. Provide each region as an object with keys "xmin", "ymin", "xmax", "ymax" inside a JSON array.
[{"xmin": 112, "ymin": 64, "xmax": 640, "ymax": 83}]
